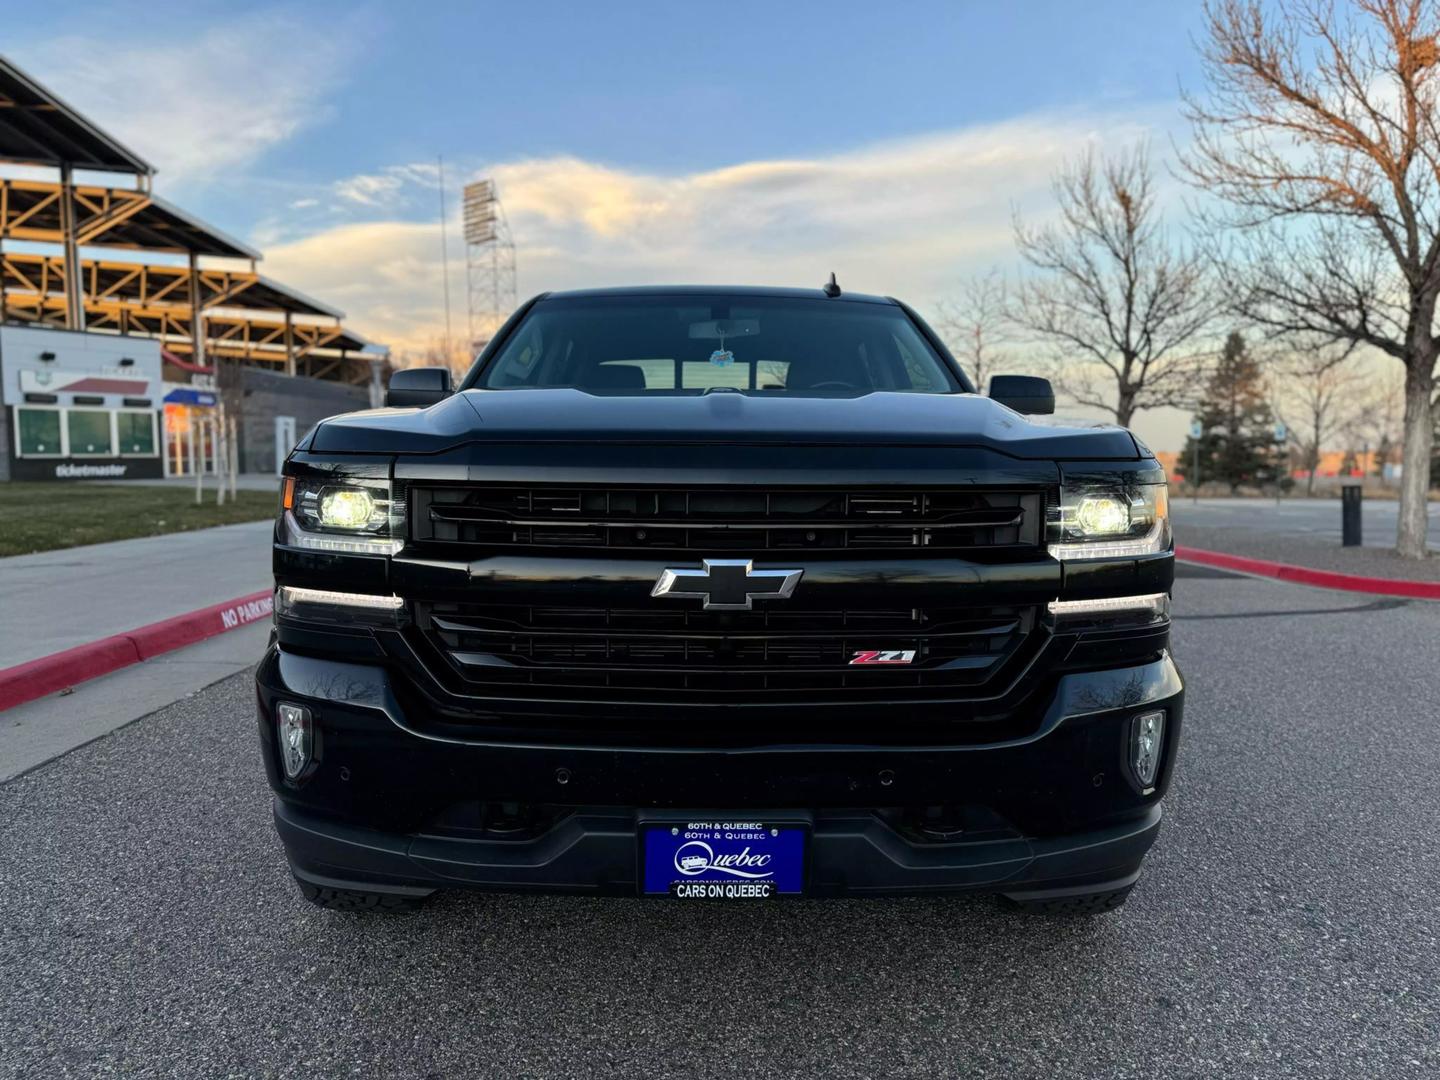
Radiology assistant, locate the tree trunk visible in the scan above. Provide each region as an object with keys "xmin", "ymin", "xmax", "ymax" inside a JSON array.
[
  {"xmin": 1396, "ymin": 360, "xmax": 1435, "ymax": 559},
  {"xmin": 1114, "ymin": 379, "xmax": 1137, "ymax": 430}
]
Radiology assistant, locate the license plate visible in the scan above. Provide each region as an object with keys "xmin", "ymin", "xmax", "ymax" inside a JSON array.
[{"xmin": 642, "ymin": 820, "xmax": 805, "ymax": 898}]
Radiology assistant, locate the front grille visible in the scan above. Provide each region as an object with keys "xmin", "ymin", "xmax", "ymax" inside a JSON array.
[
  {"xmin": 410, "ymin": 485, "xmax": 1042, "ymax": 555},
  {"xmin": 414, "ymin": 602, "xmax": 1038, "ymax": 702}
]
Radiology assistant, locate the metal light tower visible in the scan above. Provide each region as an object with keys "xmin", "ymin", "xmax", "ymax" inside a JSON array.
[{"xmin": 463, "ymin": 179, "xmax": 517, "ymax": 350}]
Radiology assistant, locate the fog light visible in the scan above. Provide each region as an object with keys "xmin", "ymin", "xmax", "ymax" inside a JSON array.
[
  {"xmin": 277, "ymin": 703, "xmax": 312, "ymax": 779},
  {"xmin": 1129, "ymin": 710, "xmax": 1165, "ymax": 789}
]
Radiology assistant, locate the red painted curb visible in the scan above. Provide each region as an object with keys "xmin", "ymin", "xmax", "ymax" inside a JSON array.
[
  {"xmin": 1175, "ymin": 545, "xmax": 1440, "ymax": 601},
  {"xmin": 0, "ymin": 589, "xmax": 273, "ymax": 712}
]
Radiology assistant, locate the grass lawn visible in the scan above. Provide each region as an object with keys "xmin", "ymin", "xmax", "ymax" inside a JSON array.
[{"xmin": 0, "ymin": 483, "xmax": 278, "ymax": 557}]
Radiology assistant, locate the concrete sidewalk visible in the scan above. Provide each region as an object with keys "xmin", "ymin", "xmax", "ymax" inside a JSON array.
[
  {"xmin": 0, "ymin": 520, "xmax": 273, "ymax": 668},
  {"xmin": 1174, "ymin": 522, "xmax": 1440, "ymax": 583},
  {"xmin": 97, "ymin": 472, "xmax": 280, "ymax": 492},
  {"xmin": 0, "ymin": 620, "xmax": 271, "ymax": 782},
  {"xmin": 1172, "ymin": 497, "xmax": 1440, "ymax": 552}
]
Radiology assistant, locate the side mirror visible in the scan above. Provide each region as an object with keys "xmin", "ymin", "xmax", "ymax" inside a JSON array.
[
  {"xmin": 386, "ymin": 367, "xmax": 453, "ymax": 408},
  {"xmin": 988, "ymin": 374, "xmax": 1054, "ymax": 415}
]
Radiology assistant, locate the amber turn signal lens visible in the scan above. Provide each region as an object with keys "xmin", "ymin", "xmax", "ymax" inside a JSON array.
[{"xmin": 282, "ymin": 476, "xmax": 295, "ymax": 510}]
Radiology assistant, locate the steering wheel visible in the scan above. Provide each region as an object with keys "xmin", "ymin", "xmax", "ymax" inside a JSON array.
[{"xmin": 805, "ymin": 380, "xmax": 859, "ymax": 391}]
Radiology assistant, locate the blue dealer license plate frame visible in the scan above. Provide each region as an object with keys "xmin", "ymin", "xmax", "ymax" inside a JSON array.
[{"xmin": 641, "ymin": 819, "xmax": 807, "ymax": 898}]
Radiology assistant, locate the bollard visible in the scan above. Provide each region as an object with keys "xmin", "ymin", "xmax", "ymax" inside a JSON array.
[{"xmin": 1341, "ymin": 484, "xmax": 1362, "ymax": 547}]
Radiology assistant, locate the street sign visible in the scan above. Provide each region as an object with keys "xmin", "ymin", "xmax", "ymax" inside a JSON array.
[
  {"xmin": 1189, "ymin": 420, "xmax": 1203, "ymax": 439},
  {"xmin": 1273, "ymin": 422, "xmax": 1287, "ymax": 443}
]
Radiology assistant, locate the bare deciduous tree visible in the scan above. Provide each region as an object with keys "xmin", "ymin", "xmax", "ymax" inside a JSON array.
[
  {"xmin": 1269, "ymin": 340, "xmax": 1362, "ymax": 495},
  {"xmin": 933, "ymin": 270, "xmax": 1015, "ymax": 392},
  {"xmin": 1012, "ymin": 143, "xmax": 1216, "ymax": 428},
  {"xmin": 1184, "ymin": 0, "xmax": 1439, "ymax": 557},
  {"xmin": 1351, "ymin": 361, "xmax": 1408, "ymax": 485}
]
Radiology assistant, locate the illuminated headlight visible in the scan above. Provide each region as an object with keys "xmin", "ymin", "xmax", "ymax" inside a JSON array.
[
  {"xmin": 1049, "ymin": 480, "xmax": 1169, "ymax": 560},
  {"xmin": 319, "ymin": 488, "xmax": 375, "ymax": 529},
  {"xmin": 1129, "ymin": 710, "xmax": 1166, "ymax": 790},
  {"xmin": 277, "ymin": 703, "xmax": 312, "ymax": 779},
  {"xmin": 281, "ymin": 474, "xmax": 403, "ymax": 555},
  {"xmin": 1074, "ymin": 495, "xmax": 1130, "ymax": 536}
]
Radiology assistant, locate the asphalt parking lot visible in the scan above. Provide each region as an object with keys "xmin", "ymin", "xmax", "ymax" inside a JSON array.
[{"xmin": 2, "ymin": 568, "xmax": 1437, "ymax": 1079}]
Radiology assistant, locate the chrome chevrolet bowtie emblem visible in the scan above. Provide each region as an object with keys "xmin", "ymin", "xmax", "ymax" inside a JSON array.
[{"xmin": 651, "ymin": 559, "xmax": 803, "ymax": 611}]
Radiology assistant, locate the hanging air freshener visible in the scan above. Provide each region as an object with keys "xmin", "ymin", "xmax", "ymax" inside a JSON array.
[{"xmin": 709, "ymin": 325, "xmax": 734, "ymax": 367}]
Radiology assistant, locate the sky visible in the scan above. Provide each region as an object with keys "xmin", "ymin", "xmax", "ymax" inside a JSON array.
[{"xmin": 0, "ymin": 0, "xmax": 1218, "ymax": 449}]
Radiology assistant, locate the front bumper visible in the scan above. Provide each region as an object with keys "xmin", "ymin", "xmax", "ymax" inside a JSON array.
[
  {"xmin": 278, "ymin": 798, "xmax": 1161, "ymax": 900},
  {"xmin": 256, "ymin": 646, "xmax": 1183, "ymax": 899}
]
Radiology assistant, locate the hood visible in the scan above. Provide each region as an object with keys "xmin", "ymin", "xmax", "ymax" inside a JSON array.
[{"xmin": 308, "ymin": 388, "xmax": 1140, "ymax": 460}]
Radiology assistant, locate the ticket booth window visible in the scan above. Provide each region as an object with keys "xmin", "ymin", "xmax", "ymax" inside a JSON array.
[
  {"xmin": 67, "ymin": 410, "xmax": 114, "ymax": 456},
  {"xmin": 16, "ymin": 408, "xmax": 62, "ymax": 456},
  {"xmin": 117, "ymin": 410, "xmax": 157, "ymax": 456}
]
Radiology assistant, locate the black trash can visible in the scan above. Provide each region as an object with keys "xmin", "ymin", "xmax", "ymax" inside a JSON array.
[{"xmin": 1341, "ymin": 484, "xmax": 1363, "ymax": 547}]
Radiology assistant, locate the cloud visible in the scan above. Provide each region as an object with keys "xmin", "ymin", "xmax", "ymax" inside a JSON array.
[
  {"xmin": 264, "ymin": 106, "xmax": 1173, "ymax": 357},
  {"xmin": 264, "ymin": 220, "xmax": 453, "ymax": 348},
  {"xmin": 334, "ymin": 163, "xmax": 441, "ymax": 208},
  {"xmin": 18, "ymin": 16, "xmax": 354, "ymax": 186}
]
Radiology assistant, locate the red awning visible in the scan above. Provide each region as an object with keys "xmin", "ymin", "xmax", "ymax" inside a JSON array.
[
  {"xmin": 161, "ymin": 349, "xmax": 214, "ymax": 374},
  {"xmin": 61, "ymin": 377, "xmax": 150, "ymax": 394}
]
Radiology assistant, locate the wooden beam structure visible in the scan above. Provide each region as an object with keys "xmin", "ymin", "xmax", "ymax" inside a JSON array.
[
  {"xmin": 0, "ymin": 250, "xmax": 377, "ymax": 383},
  {"xmin": 0, "ymin": 54, "xmax": 388, "ymax": 390},
  {"xmin": 0, "ymin": 177, "xmax": 256, "ymax": 258}
]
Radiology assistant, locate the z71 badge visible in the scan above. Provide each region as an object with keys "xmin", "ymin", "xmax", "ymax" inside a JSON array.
[{"xmin": 849, "ymin": 650, "xmax": 917, "ymax": 665}]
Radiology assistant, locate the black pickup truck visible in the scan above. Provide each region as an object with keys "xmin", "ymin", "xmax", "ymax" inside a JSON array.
[{"xmin": 257, "ymin": 284, "xmax": 1182, "ymax": 914}]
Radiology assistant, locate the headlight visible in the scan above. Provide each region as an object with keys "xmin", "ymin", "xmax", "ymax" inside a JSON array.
[
  {"xmin": 1048, "ymin": 479, "xmax": 1169, "ymax": 560},
  {"xmin": 281, "ymin": 474, "xmax": 403, "ymax": 555},
  {"xmin": 319, "ymin": 488, "xmax": 376, "ymax": 530}
]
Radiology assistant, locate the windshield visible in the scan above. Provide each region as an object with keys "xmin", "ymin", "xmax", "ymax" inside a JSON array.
[{"xmin": 471, "ymin": 295, "xmax": 964, "ymax": 395}]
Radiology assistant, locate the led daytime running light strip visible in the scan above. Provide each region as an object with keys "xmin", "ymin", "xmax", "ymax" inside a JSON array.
[
  {"xmin": 283, "ymin": 512, "xmax": 403, "ymax": 555},
  {"xmin": 1046, "ymin": 520, "xmax": 1168, "ymax": 561},
  {"xmin": 279, "ymin": 586, "xmax": 405, "ymax": 610},
  {"xmin": 1047, "ymin": 593, "xmax": 1169, "ymax": 617}
]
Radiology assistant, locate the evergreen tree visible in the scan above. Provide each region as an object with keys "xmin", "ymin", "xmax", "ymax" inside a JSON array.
[{"xmin": 1180, "ymin": 333, "xmax": 1282, "ymax": 494}]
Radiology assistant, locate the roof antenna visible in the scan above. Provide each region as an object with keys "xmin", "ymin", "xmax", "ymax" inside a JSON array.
[{"xmin": 822, "ymin": 271, "xmax": 841, "ymax": 298}]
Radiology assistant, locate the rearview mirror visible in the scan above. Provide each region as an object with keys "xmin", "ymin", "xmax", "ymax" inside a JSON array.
[
  {"xmin": 988, "ymin": 374, "xmax": 1054, "ymax": 415},
  {"xmin": 387, "ymin": 367, "xmax": 453, "ymax": 408},
  {"xmin": 688, "ymin": 318, "xmax": 760, "ymax": 341}
]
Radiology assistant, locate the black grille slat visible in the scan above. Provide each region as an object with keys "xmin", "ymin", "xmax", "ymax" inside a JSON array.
[
  {"xmin": 428, "ymin": 612, "xmax": 1022, "ymax": 641},
  {"xmin": 413, "ymin": 485, "xmax": 1041, "ymax": 555},
  {"xmin": 416, "ymin": 602, "xmax": 1035, "ymax": 701}
]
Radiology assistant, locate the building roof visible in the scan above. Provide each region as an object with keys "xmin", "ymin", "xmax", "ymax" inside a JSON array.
[
  {"xmin": 125, "ymin": 194, "xmax": 259, "ymax": 260},
  {"xmin": 1, "ymin": 251, "xmax": 340, "ymax": 317},
  {"xmin": 0, "ymin": 179, "xmax": 259, "ymax": 259},
  {"xmin": 246, "ymin": 274, "xmax": 343, "ymax": 318},
  {"xmin": 0, "ymin": 56, "xmax": 153, "ymax": 175},
  {"xmin": 197, "ymin": 314, "xmax": 377, "ymax": 357}
]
